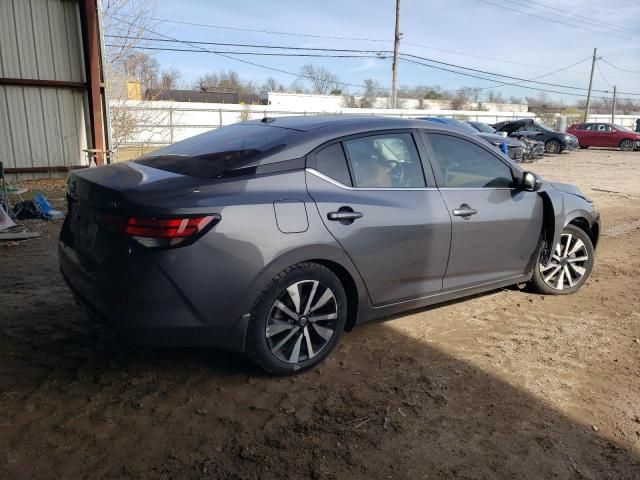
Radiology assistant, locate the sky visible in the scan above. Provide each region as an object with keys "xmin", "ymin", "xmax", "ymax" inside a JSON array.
[{"xmin": 121, "ymin": 0, "xmax": 640, "ymax": 104}]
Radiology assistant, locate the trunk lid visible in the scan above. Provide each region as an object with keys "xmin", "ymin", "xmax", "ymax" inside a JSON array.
[
  {"xmin": 63, "ymin": 162, "xmax": 201, "ymax": 269},
  {"xmin": 68, "ymin": 161, "xmax": 200, "ymax": 208}
]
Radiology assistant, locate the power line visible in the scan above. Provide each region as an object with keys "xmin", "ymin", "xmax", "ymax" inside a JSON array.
[
  {"xmin": 595, "ymin": 61, "xmax": 614, "ymax": 89},
  {"xmin": 114, "ymin": 14, "xmax": 594, "ymax": 74},
  {"xmin": 475, "ymin": 57, "xmax": 593, "ymax": 92},
  {"xmin": 106, "ymin": 14, "xmax": 637, "ymax": 100},
  {"xmin": 108, "ymin": 32, "xmax": 628, "ymax": 94},
  {"xmin": 105, "ymin": 44, "xmax": 389, "ymax": 59},
  {"xmin": 508, "ymin": 0, "xmax": 640, "ymax": 38},
  {"xmin": 399, "ymin": 56, "xmax": 591, "ymax": 98},
  {"xmin": 471, "ymin": 0, "xmax": 640, "ymax": 44},
  {"xmin": 403, "ymin": 41, "xmax": 589, "ymax": 73},
  {"xmin": 400, "ymin": 53, "xmax": 640, "ymax": 95},
  {"xmin": 120, "ymin": 15, "xmax": 391, "ymax": 43},
  {"xmin": 110, "ymin": 38, "xmax": 640, "ymax": 98},
  {"xmin": 105, "ymin": 34, "xmax": 390, "ymax": 53},
  {"xmin": 600, "ymin": 58, "xmax": 640, "ymax": 75},
  {"xmin": 104, "ymin": 14, "xmax": 388, "ymax": 91}
]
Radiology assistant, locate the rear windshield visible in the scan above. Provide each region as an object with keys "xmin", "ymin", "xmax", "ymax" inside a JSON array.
[
  {"xmin": 135, "ymin": 124, "xmax": 299, "ymax": 178},
  {"xmin": 470, "ymin": 122, "xmax": 496, "ymax": 133}
]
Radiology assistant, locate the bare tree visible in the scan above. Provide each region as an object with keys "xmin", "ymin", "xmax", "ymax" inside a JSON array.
[
  {"xmin": 289, "ymin": 79, "xmax": 308, "ymax": 94},
  {"xmin": 101, "ymin": 0, "xmax": 158, "ymax": 66},
  {"xmin": 262, "ymin": 77, "xmax": 286, "ymax": 92},
  {"xmin": 159, "ymin": 68, "xmax": 182, "ymax": 90},
  {"xmin": 122, "ymin": 51, "xmax": 159, "ymax": 91},
  {"xmin": 300, "ymin": 64, "xmax": 340, "ymax": 95},
  {"xmin": 194, "ymin": 70, "xmax": 256, "ymax": 93},
  {"xmin": 194, "ymin": 73, "xmax": 220, "ymax": 92},
  {"xmin": 361, "ymin": 78, "xmax": 384, "ymax": 107}
]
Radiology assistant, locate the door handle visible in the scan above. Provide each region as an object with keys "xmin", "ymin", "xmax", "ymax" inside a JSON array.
[
  {"xmin": 452, "ymin": 204, "xmax": 478, "ymax": 218},
  {"xmin": 328, "ymin": 211, "xmax": 363, "ymax": 221},
  {"xmin": 327, "ymin": 206, "xmax": 363, "ymax": 225}
]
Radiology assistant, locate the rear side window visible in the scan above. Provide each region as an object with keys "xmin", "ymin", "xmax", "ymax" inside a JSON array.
[
  {"xmin": 135, "ymin": 124, "xmax": 299, "ymax": 179},
  {"xmin": 314, "ymin": 143, "xmax": 352, "ymax": 186},
  {"xmin": 343, "ymin": 133, "xmax": 425, "ymax": 188},
  {"xmin": 426, "ymin": 134, "xmax": 513, "ymax": 188}
]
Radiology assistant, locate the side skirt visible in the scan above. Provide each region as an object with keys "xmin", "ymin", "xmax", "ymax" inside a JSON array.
[{"xmin": 356, "ymin": 274, "xmax": 532, "ymax": 325}]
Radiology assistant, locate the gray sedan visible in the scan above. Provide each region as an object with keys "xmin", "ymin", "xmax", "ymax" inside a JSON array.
[{"xmin": 59, "ymin": 116, "xmax": 600, "ymax": 375}]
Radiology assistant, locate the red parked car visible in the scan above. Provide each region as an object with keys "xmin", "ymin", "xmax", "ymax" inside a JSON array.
[{"xmin": 567, "ymin": 122, "xmax": 640, "ymax": 151}]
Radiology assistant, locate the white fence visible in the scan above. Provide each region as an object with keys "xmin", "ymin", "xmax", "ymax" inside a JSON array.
[
  {"xmin": 109, "ymin": 100, "xmax": 639, "ymax": 150},
  {"xmin": 109, "ymin": 100, "xmax": 537, "ymax": 148}
]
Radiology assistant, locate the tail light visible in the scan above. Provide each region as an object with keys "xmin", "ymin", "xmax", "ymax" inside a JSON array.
[{"xmin": 100, "ymin": 213, "xmax": 220, "ymax": 248}]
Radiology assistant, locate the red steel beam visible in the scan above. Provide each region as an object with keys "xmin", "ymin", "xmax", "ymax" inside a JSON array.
[
  {"xmin": 81, "ymin": 0, "xmax": 106, "ymax": 166},
  {"xmin": 5, "ymin": 165, "xmax": 88, "ymax": 174},
  {"xmin": 0, "ymin": 78, "xmax": 86, "ymax": 89}
]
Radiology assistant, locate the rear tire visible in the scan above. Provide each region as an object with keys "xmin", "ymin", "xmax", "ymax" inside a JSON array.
[
  {"xmin": 545, "ymin": 139, "xmax": 561, "ymax": 154},
  {"xmin": 530, "ymin": 224, "xmax": 594, "ymax": 295},
  {"xmin": 579, "ymin": 145, "xmax": 589, "ymax": 149},
  {"xmin": 245, "ymin": 262, "xmax": 347, "ymax": 375}
]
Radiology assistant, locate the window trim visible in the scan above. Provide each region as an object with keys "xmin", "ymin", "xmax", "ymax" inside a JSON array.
[
  {"xmin": 306, "ymin": 129, "xmax": 434, "ymax": 190},
  {"xmin": 419, "ymin": 130, "xmax": 520, "ymax": 190}
]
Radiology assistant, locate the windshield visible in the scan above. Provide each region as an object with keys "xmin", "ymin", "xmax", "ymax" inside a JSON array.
[
  {"xmin": 535, "ymin": 122, "xmax": 555, "ymax": 132},
  {"xmin": 135, "ymin": 123, "xmax": 299, "ymax": 178},
  {"xmin": 470, "ymin": 122, "xmax": 496, "ymax": 133},
  {"xmin": 613, "ymin": 124, "xmax": 633, "ymax": 132}
]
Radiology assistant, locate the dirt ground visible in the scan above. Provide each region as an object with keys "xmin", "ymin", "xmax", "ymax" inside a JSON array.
[{"xmin": 1, "ymin": 149, "xmax": 639, "ymax": 479}]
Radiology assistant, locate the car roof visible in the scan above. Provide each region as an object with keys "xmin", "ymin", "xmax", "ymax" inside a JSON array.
[{"xmin": 243, "ymin": 115, "xmax": 437, "ymax": 132}]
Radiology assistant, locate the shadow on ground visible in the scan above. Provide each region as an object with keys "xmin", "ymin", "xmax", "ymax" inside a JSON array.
[{"xmin": 1, "ymin": 279, "xmax": 638, "ymax": 479}]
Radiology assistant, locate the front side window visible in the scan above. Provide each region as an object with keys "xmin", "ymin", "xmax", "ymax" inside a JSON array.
[
  {"xmin": 343, "ymin": 133, "xmax": 425, "ymax": 188},
  {"xmin": 426, "ymin": 134, "xmax": 513, "ymax": 188}
]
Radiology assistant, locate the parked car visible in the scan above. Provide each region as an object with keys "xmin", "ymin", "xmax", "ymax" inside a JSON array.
[
  {"xmin": 566, "ymin": 122, "xmax": 640, "ymax": 151},
  {"xmin": 466, "ymin": 121, "xmax": 545, "ymax": 162},
  {"xmin": 59, "ymin": 116, "xmax": 600, "ymax": 375},
  {"xmin": 493, "ymin": 118, "xmax": 579, "ymax": 154},
  {"xmin": 418, "ymin": 117, "xmax": 526, "ymax": 161}
]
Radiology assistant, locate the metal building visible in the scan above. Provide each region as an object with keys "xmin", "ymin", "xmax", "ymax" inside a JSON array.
[{"xmin": 0, "ymin": 0, "xmax": 107, "ymax": 176}]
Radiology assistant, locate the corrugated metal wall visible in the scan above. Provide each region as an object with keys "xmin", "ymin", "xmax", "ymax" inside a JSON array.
[{"xmin": 0, "ymin": 0, "xmax": 90, "ymax": 172}]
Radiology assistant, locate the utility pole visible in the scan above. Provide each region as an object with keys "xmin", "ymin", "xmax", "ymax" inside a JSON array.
[
  {"xmin": 391, "ymin": 0, "xmax": 401, "ymax": 109},
  {"xmin": 611, "ymin": 85, "xmax": 617, "ymax": 124},
  {"xmin": 584, "ymin": 47, "xmax": 597, "ymax": 122}
]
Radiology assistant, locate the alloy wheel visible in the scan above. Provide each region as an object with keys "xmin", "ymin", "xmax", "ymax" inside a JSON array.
[
  {"xmin": 266, "ymin": 280, "xmax": 338, "ymax": 364},
  {"xmin": 539, "ymin": 233, "xmax": 589, "ymax": 290},
  {"xmin": 546, "ymin": 140, "xmax": 561, "ymax": 154},
  {"xmin": 620, "ymin": 139, "xmax": 634, "ymax": 151}
]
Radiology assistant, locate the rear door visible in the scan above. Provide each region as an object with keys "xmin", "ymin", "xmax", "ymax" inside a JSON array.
[
  {"xmin": 306, "ymin": 130, "xmax": 452, "ymax": 305},
  {"xmin": 421, "ymin": 131, "xmax": 543, "ymax": 291}
]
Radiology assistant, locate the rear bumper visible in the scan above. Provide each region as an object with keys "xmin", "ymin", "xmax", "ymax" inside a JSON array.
[{"xmin": 58, "ymin": 239, "xmax": 258, "ymax": 351}]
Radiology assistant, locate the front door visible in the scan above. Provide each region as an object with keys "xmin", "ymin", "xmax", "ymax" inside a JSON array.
[
  {"xmin": 422, "ymin": 132, "xmax": 544, "ymax": 291},
  {"xmin": 306, "ymin": 131, "xmax": 452, "ymax": 305}
]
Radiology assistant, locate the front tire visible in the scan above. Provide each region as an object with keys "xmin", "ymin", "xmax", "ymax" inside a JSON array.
[
  {"xmin": 620, "ymin": 139, "xmax": 635, "ymax": 151},
  {"xmin": 530, "ymin": 224, "xmax": 595, "ymax": 295},
  {"xmin": 545, "ymin": 139, "xmax": 561, "ymax": 154},
  {"xmin": 246, "ymin": 262, "xmax": 347, "ymax": 375}
]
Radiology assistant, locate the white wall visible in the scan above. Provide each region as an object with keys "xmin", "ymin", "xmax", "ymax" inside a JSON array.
[
  {"xmin": 261, "ymin": 92, "xmax": 529, "ymax": 113},
  {"xmin": 109, "ymin": 99, "xmax": 536, "ymax": 149}
]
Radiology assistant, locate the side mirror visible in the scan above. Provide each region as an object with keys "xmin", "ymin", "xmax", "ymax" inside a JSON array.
[{"xmin": 521, "ymin": 171, "xmax": 542, "ymax": 191}]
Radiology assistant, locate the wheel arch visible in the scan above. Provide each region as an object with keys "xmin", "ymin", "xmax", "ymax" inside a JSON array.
[
  {"xmin": 568, "ymin": 216, "xmax": 599, "ymax": 249},
  {"xmin": 246, "ymin": 245, "xmax": 369, "ymax": 332},
  {"xmin": 310, "ymin": 259, "xmax": 359, "ymax": 331}
]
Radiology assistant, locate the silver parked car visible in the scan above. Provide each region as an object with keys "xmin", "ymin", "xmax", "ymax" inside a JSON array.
[{"xmin": 59, "ymin": 116, "xmax": 600, "ymax": 375}]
